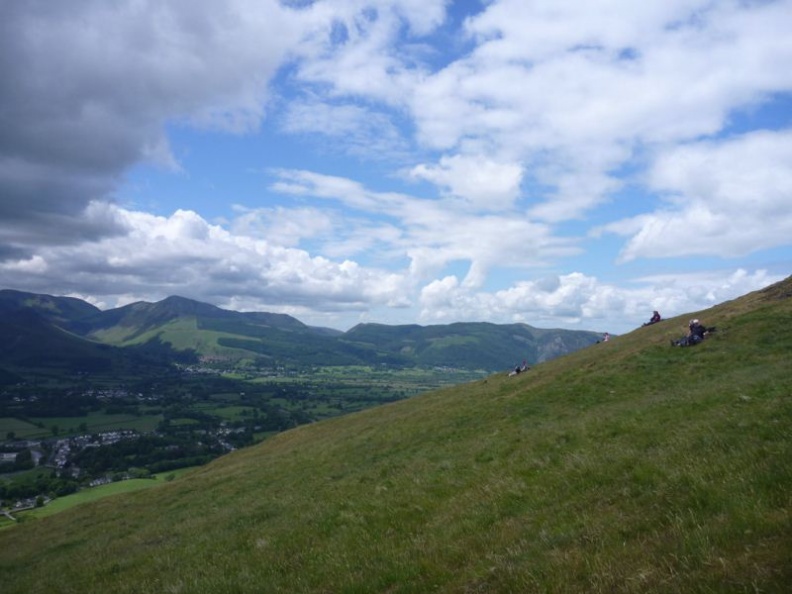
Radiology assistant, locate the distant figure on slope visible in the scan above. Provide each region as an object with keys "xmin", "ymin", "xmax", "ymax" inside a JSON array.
[
  {"xmin": 603, "ymin": 332, "xmax": 610, "ymax": 342},
  {"xmin": 508, "ymin": 360, "xmax": 530, "ymax": 376},
  {"xmin": 670, "ymin": 319, "xmax": 710, "ymax": 347},
  {"xmin": 643, "ymin": 310, "xmax": 662, "ymax": 326}
]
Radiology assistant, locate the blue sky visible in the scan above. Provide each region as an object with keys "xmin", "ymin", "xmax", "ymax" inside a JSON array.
[{"xmin": 1, "ymin": 0, "xmax": 791, "ymax": 334}]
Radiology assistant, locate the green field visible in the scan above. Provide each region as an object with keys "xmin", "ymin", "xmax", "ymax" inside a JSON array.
[
  {"xmin": 0, "ymin": 418, "xmax": 41, "ymax": 439},
  {"xmin": 0, "ymin": 467, "xmax": 198, "ymax": 529},
  {"xmin": 0, "ymin": 412, "xmax": 163, "ymax": 439}
]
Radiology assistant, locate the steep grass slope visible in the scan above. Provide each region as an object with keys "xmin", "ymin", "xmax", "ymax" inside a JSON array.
[{"xmin": 1, "ymin": 278, "xmax": 791, "ymax": 593}]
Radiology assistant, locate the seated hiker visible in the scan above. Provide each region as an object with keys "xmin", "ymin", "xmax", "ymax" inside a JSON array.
[
  {"xmin": 509, "ymin": 360, "xmax": 529, "ymax": 376},
  {"xmin": 643, "ymin": 310, "xmax": 662, "ymax": 326},
  {"xmin": 671, "ymin": 319, "xmax": 708, "ymax": 347}
]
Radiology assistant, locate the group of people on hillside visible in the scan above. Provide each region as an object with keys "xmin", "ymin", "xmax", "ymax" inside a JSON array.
[
  {"xmin": 509, "ymin": 309, "xmax": 713, "ymax": 374},
  {"xmin": 598, "ymin": 310, "xmax": 715, "ymax": 349},
  {"xmin": 642, "ymin": 311, "xmax": 715, "ymax": 347}
]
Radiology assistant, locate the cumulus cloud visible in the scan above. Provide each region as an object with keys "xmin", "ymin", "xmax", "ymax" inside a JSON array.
[
  {"xmin": 231, "ymin": 205, "xmax": 336, "ymax": 248},
  {"xmin": 409, "ymin": 155, "xmax": 524, "ymax": 211},
  {"xmin": 419, "ymin": 268, "xmax": 784, "ymax": 333},
  {"xmin": 0, "ymin": 0, "xmax": 300, "ymax": 252},
  {"xmin": 408, "ymin": 0, "xmax": 792, "ymax": 220},
  {"xmin": 267, "ymin": 169, "xmax": 576, "ymax": 288},
  {"xmin": 600, "ymin": 129, "xmax": 792, "ymax": 260},
  {"xmin": 0, "ymin": 205, "xmax": 411, "ymax": 314}
]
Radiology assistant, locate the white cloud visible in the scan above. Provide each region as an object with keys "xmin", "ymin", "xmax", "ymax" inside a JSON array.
[
  {"xmin": 268, "ymin": 169, "xmax": 575, "ymax": 287},
  {"xmin": 231, "ymin": 205, "xmax": 336, "ymax": 248},
  {"xmin": 291, "ymin": 0, "xmax": 446, "ymax": 104},
  {"xmin": 407, "ymin": 0, "xmax": 792, "ymax": 222},
  {"xmin": 419, "ymin": 268, "xmax": 785, "ymax": 333},
  {"xmin": 1, "ymin": 0, "xmax": 790, "ymax": 334},
  {"xmin": 0, "ymin": 205, "xmax": 412, "ymax": 315},
  {"xmin": 0, "ymin": 193, "xmax": 784, "ymax": 333},
  {"xmin": 280, "ymin": 99, "xmax": 410, "ymax": 159},
  {"xmin": 601, "ymin": 129, "xmax": 792, "ymax": 260},
  {"xmin": 409, "ymin": 155, "xmax": 524, "ymax": 211}
]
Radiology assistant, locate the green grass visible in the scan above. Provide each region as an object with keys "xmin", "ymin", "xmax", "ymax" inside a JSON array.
[
  {"xmin": 207, "ymin": 405, "xmax": 256, "ymax": 420},
  {"xmin": 168, "ymin": 417, "xmax": 201, "ymax": 426},
  {"xmin": 94, "ymin": 316, "xmax": 253, "ymax": 358},
  {"xmin": 0, "ymin": 417, "xmax": 42, "ymax": 439},
  {"xmin": 0, "ymin": 279, "xmax": 791, "ymax": 593},
  {"xmin": 1, "ymin": 468, "xmax": 198, "ymax": 528}
]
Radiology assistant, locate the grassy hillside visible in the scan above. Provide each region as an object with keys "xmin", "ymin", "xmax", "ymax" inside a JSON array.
[
  {"xmin": 1, "ymin": 278, "xmax": 790, "ymax": 593},
  {"xmin": 91, "ymin": 315, "xmax": 252, "ymax": 359}
]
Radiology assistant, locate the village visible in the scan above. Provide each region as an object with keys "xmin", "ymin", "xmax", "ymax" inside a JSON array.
[{"xmin": 0, "ymin": 424, "xmax": 242, "ymax": 520}]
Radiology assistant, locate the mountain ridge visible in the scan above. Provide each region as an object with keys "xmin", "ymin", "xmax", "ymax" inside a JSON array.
[{"xmin": 0, "ymin": 289, "xmax": 602, "ymax": 374}]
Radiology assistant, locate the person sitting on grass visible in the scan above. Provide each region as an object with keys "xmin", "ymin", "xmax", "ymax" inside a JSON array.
[
  {"xmin": 643, "ymin": 310, "xmax": 662, "ymax": 326},
  {"xmin": 671, "ymin": 319, "xmax": 709, "ymax": 347},
  {"xmin": 508, "ymin": 360, "xmax": 529, "ymax": 376}
]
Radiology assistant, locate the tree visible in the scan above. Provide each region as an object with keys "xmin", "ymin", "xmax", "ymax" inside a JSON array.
[{"xmin": 14, "ymin": 449, "xmax": 34, "ymax": 471}]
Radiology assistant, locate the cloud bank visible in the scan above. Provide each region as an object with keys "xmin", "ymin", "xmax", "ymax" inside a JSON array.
[{"xmin": 1, "ymin": 0, "xmax": 790, "ymax": 333}]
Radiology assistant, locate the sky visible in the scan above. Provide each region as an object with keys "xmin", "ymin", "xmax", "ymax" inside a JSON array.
[{"xmin": 1, "ymin": 0, "xmax": 791, "ymax": 335}]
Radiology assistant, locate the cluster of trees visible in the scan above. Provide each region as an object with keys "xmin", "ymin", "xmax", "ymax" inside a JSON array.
[
  {"xmin": 0, "ymin": 469, "xmax": 79, "ymax": 502},
  {"xmin": 72, "ymin": 435, "xmax": 222, "ymax": 476},
  {"xmin": 0, "ymin": 449, "xmax": 35, "ymax": 473}
]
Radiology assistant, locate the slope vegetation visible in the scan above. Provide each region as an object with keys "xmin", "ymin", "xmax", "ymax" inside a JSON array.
[{"xmin": 1, "ymin": 278, "xmax": 791, "ymax": 593}]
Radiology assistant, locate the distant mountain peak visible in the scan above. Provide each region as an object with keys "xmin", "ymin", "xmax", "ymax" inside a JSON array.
[{"xmin": 153, "ymin": 295, "xmax": 225, "ymax": 316}]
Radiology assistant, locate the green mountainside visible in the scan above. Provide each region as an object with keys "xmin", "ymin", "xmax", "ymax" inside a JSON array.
[
  {"xmin": 1, "ymin": 277, "xmax": 790, "ymax": 593},
  {"xmin": 0, "ymin": 290, "xmax": 601, "ymax": 375},
  {"xmin": 0, "ymin": 289, "xmax": 101, "ymax": 328},
  {"xmin": 342, "ymin": 321, "xmax": 598, "ymax": 369},
  {"xmin": 0, "ymin": 291, "xmax": 177, "ymax": 379}
]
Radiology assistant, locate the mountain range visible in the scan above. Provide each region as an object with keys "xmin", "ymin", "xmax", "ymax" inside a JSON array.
[{"xmin": 0, "ymin": 289, "xmax": 602, "ymax": 379}]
